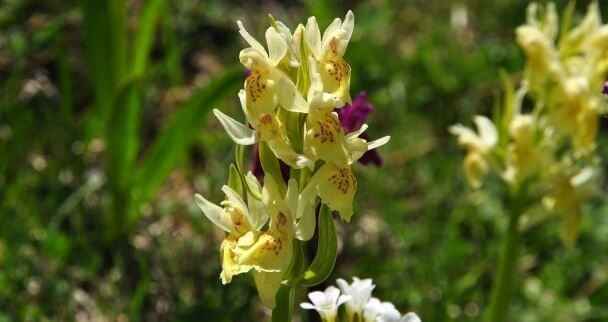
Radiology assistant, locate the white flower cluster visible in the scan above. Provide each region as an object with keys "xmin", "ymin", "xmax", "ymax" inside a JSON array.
[{"xmin": 301, "ymin": 277, "xmax": 421, "ymax": 322}]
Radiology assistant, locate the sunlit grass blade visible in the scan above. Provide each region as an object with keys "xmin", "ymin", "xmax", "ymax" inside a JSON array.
[
  {"xmin": 82, "ymin": 0, "xmax": 127, "ymax": 137},
  {"xmin": 131, "ymin": 67, "xmax": 242, "ymax": 218}
]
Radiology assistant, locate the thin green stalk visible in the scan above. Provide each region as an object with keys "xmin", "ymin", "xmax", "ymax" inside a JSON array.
[{"xmin": 483, "ymin": 197, "xmax": 523, "ymax": 322}]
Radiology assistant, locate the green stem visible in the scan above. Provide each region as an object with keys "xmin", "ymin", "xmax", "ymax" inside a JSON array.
[{"xmin": 483, "ymin": 199, "xmax": 523, "ymax": 322}]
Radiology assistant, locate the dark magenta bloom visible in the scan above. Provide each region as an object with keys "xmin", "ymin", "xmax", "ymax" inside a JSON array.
[
  {"xmin": 337, "ymin": 92, "xmax": 384, "ymax": 166},
  {"xmin": 337, "ymin": 92, "xmax": 374, "ymax": 132},
  {"xmin": 603, "ymin": 81, "xmax": 608, "ymax": 95}
]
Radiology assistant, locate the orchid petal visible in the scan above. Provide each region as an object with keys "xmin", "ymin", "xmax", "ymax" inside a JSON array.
[
  {"xmin": 367, "ymin": 135, "xmax": 391, "ymax": 150},
  {"xmin": 277, "ymin": 74, "xmax": 309, "ymax": 113},
  {"xmin": 213, "ymin": 109, "xmax": 256, "ymax": 145},
  {"xmin": 265, "ymin": 27, "xmax": 288, "ymax": 66},
  {"xmin": 237, "ymin": 20, "xmax": 267, "ymax": 57},
  {"xmin": 194, "ymin": 194, "xmax": 232, "ymax": 232},
  {"xmin": 305, "ymin": 16, "xmax": 322, "ymax": 58}
]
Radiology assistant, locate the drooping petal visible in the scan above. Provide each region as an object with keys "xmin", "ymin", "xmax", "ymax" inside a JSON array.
[
  {"xmin": 213, "ymin": 109, "xmax": 256, "ymax": 145},
  {"xmin": 194, "ymin": 194, "xmax": 232, "ymax": 232}
]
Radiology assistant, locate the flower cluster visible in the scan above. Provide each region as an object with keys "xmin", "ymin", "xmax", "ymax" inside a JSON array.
[
  {"xmin": 300, "ymin": 277, "xmax": 421, "ymax": 322},
  {"xmin": 450, "ymin": 2, "xmax": 607, "ymax": 245},
  {"xmin": 195, "ymin": 11, "xmax": 390, "ymax": 308}
]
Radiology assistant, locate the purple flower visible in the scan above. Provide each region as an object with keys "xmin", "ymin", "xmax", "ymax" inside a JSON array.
[
  {"xmin": 337, "ymin": 92, "xmax": 384, "ymax": 166},
  {"xmin": 337, "ymin": 92, "xmax": 374, "ymax": 132},
  {"xmin": 603, "ymin": 81, "xmax": 608, "ymax": 95}
]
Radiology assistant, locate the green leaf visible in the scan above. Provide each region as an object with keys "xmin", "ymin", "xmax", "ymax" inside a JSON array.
[
  {"xmin": 132, "ymin": 67, "xmax": 242, "ymax": 215},
  {"xmin": 271, "ymin": 284, "xmax": 295, "ymax": 322},
  {"xmin": 227, "ymin": 164, "xmax": 244, "ymax": 197},
  {"xmin": 258, "ymin": 142, "xmax": 286, "ymax": 194},
  {"xmin": 132, "ymin": 0, "xmax": 166, "ymax": 77},
  {"xmin": 82, "ymin": 0, "xmax": 127, "ymax": 136},
  {"xmin": 234, "ymin": 144, "xmax": 246, "ymax": 174},
  {"xmin": 301, "ymin": 205, "xmax": 337, "ymax": 287}
]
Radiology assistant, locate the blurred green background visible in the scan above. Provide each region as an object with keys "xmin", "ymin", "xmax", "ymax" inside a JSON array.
[{"xmin": 1, "ymin": 0, "xmax": 608, "ymax": 321}]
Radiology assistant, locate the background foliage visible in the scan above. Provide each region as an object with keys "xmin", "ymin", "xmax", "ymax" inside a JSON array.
[{"xmin": 1, "ymin": 0, "xmax": 607, "ymax": 321}]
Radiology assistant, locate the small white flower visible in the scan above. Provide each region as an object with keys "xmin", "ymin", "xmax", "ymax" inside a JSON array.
[
  {"xmin": 363, "ymin": 298, "xmax": 422, "ymax": 322},
  {"xmin": 400, "ymin": 312, "xmax": 422, "ymax": 322},
  {"xmin": 376, "ymin": 301, "xmax": 401, "ymax": 322},
  {"xmin": 363, "ymin": 297, "xmax": 383, "ymax": 322},
  {"xmin": 300, "ymin": 286, "xmax": 351, "ymax": 322},
  {"xmin": 449, "ymin": 115, "xmax": 498, "ymax": 154},
  {"xmin": 336, "ymin": 277, "xmax": 376, "ymax": 318}
]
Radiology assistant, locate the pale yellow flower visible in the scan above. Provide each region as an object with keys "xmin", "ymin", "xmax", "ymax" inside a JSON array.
[
  {"xmin": 237, "ymin": 20, "xmax": 308, "ymax": 122},
  {"xmin": 305, "ymin": 11, "xmax": 354, "ymax": 105},
  {"xmin": 449, "ymin": 116, "xmax": 497, "ymax": 188},
  {"xmin": 304, "ymin": 57, "xmax": 390, "ymax": 166}
]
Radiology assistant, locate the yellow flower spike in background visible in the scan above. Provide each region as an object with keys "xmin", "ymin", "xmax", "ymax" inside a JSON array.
[
  {"xmin": 543, "ymin": 167, "xmax": 596, "ymax": 247},
  {"xmin": 503, "ymin": 114, "xmax": 545, "ymax": 185},
  {"xmin": 451, "ymin": 3, "xmax": 608, "ymax": 322}
]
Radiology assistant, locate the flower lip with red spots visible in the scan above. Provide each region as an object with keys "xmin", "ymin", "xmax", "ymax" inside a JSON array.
[{"xmin": 336, "ymin": 92, "xmax": 383, "ymax": 166}]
